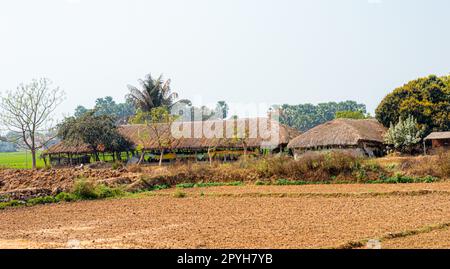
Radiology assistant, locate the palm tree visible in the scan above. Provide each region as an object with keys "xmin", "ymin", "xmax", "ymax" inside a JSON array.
[{"xmin": 126, "ymin": 74, "xmax": 191, "ymax": 112}]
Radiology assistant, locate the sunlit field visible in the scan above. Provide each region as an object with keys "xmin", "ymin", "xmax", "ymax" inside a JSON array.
[{"xmin": 0, "ymin": 152, "xmax": 45, "ymax": 169}]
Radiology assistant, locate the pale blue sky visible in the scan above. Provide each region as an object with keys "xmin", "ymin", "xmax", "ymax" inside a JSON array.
[{"xmin": 0, "ymin": 0, "xmax": 449, "ymax": 118}]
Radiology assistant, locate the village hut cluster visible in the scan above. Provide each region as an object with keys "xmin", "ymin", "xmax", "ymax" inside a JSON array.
[
  {"xmin": 43, "ymin": 118, "xmax": 301, "ymax": 166},
  {"xmin": 43, "ymin": 117, "xmax": 449, "ymax": 166}
]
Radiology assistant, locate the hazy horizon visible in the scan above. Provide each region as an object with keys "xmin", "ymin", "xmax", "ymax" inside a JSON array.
[{"xmin": 1, "ymin": 0, "xmax": 449, "ymax": 119}]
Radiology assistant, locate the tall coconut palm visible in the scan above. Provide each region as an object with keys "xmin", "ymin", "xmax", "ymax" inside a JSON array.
[{"xmin": 126, "ymin": 74, "xmax": 191, "ymax": 112}]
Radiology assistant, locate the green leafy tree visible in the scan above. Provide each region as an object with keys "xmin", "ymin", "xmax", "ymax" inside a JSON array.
[
  {"xmin": 58, "ymin": 111, "xmax": 132, "ymax": 161},
  {"xmin": 384, "ymin": 115, "xmax": 424, "ymax": 154},
  {"xmin": 376, "ymin": 74, "xmax": 450, "ymax": 135},
  {"xmin": 74, "ymin": 105, "xmax": 89, "ymax": 118},
  {"xmin": 274, "ymin": 101, "xmax": 367, "ymax": 131},
  {"xmin": 174, "ymin": 101, "xmax": 229, "ymax": 122},
  {"xmin": 231, "ymin": 121, "xmax": 250, "ymax": 159},
  {"xmin": 74, "ymin": 96, "xmax": 135, "ymax": 123},
  {"xmin": 130, "ymin": 107, "xmax": 178, "ymax": 166},
  {"xmin": 126, "ymin": 74, "xmax": 191, "ymax": 112},
  {"xmin": 335, "ymin": 110, "xmax": 368, "ymax": 119}
]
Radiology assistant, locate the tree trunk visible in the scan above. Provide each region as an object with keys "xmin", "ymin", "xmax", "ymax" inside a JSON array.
[
  {"xmin": 31, "ymin": 149, "xmax": 37, "ymax": 169},
  {"xmin": 159, "ymin": 150, "xmax": 164, "ymax": 166},
  {"xmin": 138, "ymin": 151, "xmax": 145, "ymax": 165},
  {"xmin": 208, "ymin": 148, "xmax": 213, "ymax": 166}
]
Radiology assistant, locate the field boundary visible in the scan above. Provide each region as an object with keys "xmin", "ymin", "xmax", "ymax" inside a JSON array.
[
  {"xmin": 336, "ymin": 222, "xmax": 450, "ymax": 249},
  {"xmin": 146, "ymin": 189, "xmax": 450, "ymax": 199}
]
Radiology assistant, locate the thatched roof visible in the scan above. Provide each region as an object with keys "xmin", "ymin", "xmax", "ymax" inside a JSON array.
[
  {"xmin": 287, "ymin": 119, "xmax": 387, "ymax": 149},
  {"xmin": 43, "ymin": 141, "xmax": 105, "ymax": 155},
  {"xmin": 424, "ymin": 131, "xmax": 450, "ymax": 140},
  {"xmin": 45, "ymin": 118, "xmax": 300, "ymax": 155}
]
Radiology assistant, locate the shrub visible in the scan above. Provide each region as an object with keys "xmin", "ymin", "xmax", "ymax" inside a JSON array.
[
  {"xmin": 55, "ymin": 192, "xmax": 78, "ymax": 202},
  {"xmin": 127, "ymin": 164, "xmax": 142, "ymax": 173},
  {"xmin": 436, "ymin": 151, "xmax": 450, "ymax": 178},
  {"xmin": 363, "ymin": 161, "xmax": 381, "ymax": 172},
  {"xmin": 176, "ymin": 183, "xmax": 196, "ymax": 189},
  {"xmin": 384, "ymin": 115, "xmax": 424, "ymax": 154},
  {"xmin": 0, "ymin": 200, "xmax": 23, "ymax": 209},
  {"xmin": 3, "ymin": 200, "xmax": 22, "ymax": 207},
  {"xmin": 371, "ymin": 174, "xmax": 437, "ymax": 184},
  {"xmin": 255, "ymin": 180, "xmax": 271, "ymax": 186},
  {"xmin": 176, "ymin": 181, "xmax": 243, "ymax": 189},
  {"xmin": 149, "ymin": 184, "xmax": 170, "ymax": 191},
  {"xmin": 276, "ymin": 179, "xmax": 308, "ymax": 186},
  {"xmin": 72, "ymin": 179, "xmax": 98, "ymax": 199},
  {"xmin": 323, "ymin": 152, "xmax": 362, "ymax": 175},
  {"xmin": 173, "ymin": 190, "xmax": 187, "ymax": 198},
  {"xmin": 27, "ymin": 196, "xmax": 57, "ymax": 206},
  {"xmin": 112, "ymin": 162, "xmax": 122, "ymax": 170},
  {"xmin": 94, "ymin": 184, "xmax": 125, "ymax": 199}
]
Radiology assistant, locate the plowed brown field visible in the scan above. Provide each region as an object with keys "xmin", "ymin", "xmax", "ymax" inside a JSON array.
[{"xmin": 0, "ymin": 183, "xmax": 449, "ymax": 249}]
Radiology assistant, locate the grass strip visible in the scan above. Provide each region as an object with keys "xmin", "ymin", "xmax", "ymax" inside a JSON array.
[
  {"xmin": 336, "ymin": 222, "xmax": 450, "ymax": 249},
  {"xmin": 138, "ymin": 189, "xmax": 450, "ymax": 199}
]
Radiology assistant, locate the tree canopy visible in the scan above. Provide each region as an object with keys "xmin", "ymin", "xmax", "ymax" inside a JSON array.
[
  {"xmin": 171, "ymin": 101, "xmax": 230, "ymax": 122},
  {"xmin": 274, "ymin": 101, "xmax": 367, "ymax": 131},
  {"xmin": 335, "ymin": 110, "xmax": 368, "ymax": 119},
  {"xmin": 126, "ymin": 74, "xmax": 191, "ymax": 112},
  {"xmin": 130, "ymin": 107, "xmax": 178, "ymax": 165},
  {"xmin": 74, "ymin": 96, "xmax": 135, "ymax": 124},
  {"xmin": 58, "ymin": 111, "xmax": 132, "ymax": 160},
  {"xmin": 375, "ymin": 74, "xmax": 450, "ymax": 135}
]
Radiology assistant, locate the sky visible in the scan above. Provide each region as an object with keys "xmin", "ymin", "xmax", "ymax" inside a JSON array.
[{"xmin": 0, "ymin": 0, "xmax": 449, "ymax": 119}]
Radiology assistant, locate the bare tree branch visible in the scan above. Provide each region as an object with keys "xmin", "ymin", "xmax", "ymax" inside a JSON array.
[{"xmin": 0, "ymin": 78, "xmax": 65, "ymax": 168}]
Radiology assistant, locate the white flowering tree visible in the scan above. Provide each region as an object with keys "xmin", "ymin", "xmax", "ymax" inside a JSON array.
[{"xmin": 384, "ymin": 115, "xmax": 424, "ymax": 154}]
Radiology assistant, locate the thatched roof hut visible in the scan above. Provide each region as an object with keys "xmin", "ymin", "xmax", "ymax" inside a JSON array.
[
  {"xmin": 43, "ymin": 141, "xmax": 101, "ymax": 155},
  {"xmin": 44, "ymin": 118, "xmax": 300, "ymax": 155},
  {"xmin": 424, "ymin": 131, "xmax": 450, "ymax": 141},
  {"xmin": 287, "ymin": 119, "xmax": 387, "ymax": 157},
  {"xmin": 424, "ymin": 131, "xmax": 450, "ymax": 150}
]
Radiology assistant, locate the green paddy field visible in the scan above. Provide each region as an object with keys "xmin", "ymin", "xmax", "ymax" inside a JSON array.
[{"xmin": 0, "ymin": 152, "xmax": 45, "ymax": 169}]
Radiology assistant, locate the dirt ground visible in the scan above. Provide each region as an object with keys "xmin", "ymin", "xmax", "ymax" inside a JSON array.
[{"xmin": 0, "ymin": 183, "xmax": 449, "ymax": 249}]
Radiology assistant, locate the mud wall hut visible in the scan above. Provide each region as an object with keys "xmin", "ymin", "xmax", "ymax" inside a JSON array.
[
  {"xmin": 287, "ymin": 119, "xmax": 387, "ymax": 158},
  {"xmin": 424, "ymin": 131, "xmax": 450, "ymax": 153}
]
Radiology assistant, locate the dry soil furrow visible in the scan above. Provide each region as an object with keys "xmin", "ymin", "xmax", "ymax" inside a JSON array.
[{"xmin": 0, "ymin": 191, "xmax": 449, "ymax": 249}]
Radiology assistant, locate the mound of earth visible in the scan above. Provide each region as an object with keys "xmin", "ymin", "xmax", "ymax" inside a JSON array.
[{"xmin": 0, "ymin": 168, "xmax": 139, "ymax": 196}]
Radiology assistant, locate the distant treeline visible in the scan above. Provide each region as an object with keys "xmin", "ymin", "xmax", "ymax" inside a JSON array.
[
  {"xmin": 0, "ymin": 141, "xmax": 17, "ymax": 152},
  {"xmin": 274, "ymin": 100, "xmax": 367, "ymax": 132}
]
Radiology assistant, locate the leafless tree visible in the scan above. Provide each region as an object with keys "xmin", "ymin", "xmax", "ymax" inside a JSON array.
[{"xmin": 0, "ymin": 78, "xmax": 65, "ymax": 169}]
